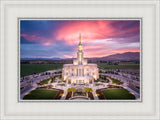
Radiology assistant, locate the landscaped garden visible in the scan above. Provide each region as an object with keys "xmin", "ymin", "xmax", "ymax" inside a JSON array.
[
  {"xmin": 96, "ymin": 89, "xmax": 105, "ymax": 99},
  {"xmin": 107, "ymin": 85, "xmax": 123, "ymax": 89},
  {"xmin": 65, "ymin": 88, "xmax": 76, "ymax": 99},
  {"xmin": 94, "ymin": 79, "xmax": 101, "ymax": 82},
  {"xmin": 65, "ymin": 92, "xmax": 72, "ymax": 100},
  {"xmin": 109, "ymin": 77, "xmax": 123, "ymax": 85},
  {"xmin": 54, "ymin": 89, "xmax": 64, "ymax": 99},
  {"xmin": 54, "ymin": 75, "xmax": 62, "ymax": 79},
  {"xmin": 50, "ymin": 75, "xmax": 62, "ymax": 83},
  {"xmin": 88, "ymin": 92, "xmax": 94, "ymax": 100},
  {"xmin": 84, "ymin": 88, "xmax": 94, "ymax": 100},
  {"xmin": 23, "ymin": 89, "xmax": 58, "ymax": 99},
  {"xmin": 51, "ymin": 77, "xmax": 55, "ymax": 83},
  {"xmin": 95, "ymin": 75, "xmax": 109, "ymax": 83},
  {"xmin": 36, "ymin": 85, "xmax": 53, "ymax": 89},
  {"xmin": 99, "ymin": 75, "xmax": 110, "ymax": 83},
  {"xmin": 102, "ymin": 88, "xmax": 135, "ymax": 99},
  {"xmin": 37, "ymin": 79, "xmax": 50, "ymax": 85}
]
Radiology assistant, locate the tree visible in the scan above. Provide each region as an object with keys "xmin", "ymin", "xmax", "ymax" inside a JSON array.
[
  {"xmin": 67, "ymin": 88, "xmax": 76, "ymax": 97},
  {"xmin": 67, "ymin": 88, "xmax": 76, "ymax": 93},
  {"xmin": 84, "ymin": 88, "xmax": 93, "ymax": 93}
]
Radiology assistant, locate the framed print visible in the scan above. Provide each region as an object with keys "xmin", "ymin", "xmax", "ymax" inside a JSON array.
[{"xmin": 0, "ymin": 0, "xmax": 160, "ymax": 120}]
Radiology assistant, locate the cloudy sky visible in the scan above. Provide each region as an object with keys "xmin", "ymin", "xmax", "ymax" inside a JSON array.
[{"xmin": 20, "ymin": 20, "xmax": 140, "ymax": 59}]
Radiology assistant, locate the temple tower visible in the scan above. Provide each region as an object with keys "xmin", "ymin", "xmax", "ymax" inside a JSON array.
[
  {"xmin": 77, "ymin": 33, "xmax": 84, "ymax": 65},
  {"xmin": 73, "ymin": 33, "xmax": 87, "ymax": 65}
]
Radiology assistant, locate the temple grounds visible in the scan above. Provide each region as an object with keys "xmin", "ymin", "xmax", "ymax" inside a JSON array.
[
  {"xmin": 101, "ymin": 88, "xmax": 135, "ymax": 100},
  {"xmin": 21, "ymin": 63, "xmax": 139, "ymax": 77},
  {"xmin": 21, "ymin": 63, "xmax": 140, "ymax": 100},
  {"xmin": 23, "ymin": 89, "xmax": 58, "ymax": 100}
]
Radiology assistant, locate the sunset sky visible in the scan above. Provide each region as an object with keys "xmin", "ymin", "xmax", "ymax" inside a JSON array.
[{"xmin": 20, "ymin": 20, "xmax": 140, "ymax": 59}]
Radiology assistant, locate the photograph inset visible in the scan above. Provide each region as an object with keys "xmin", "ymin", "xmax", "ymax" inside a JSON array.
[{"xmin": 20, "ymin": 20, "xmax": 140, "ymax": 101}]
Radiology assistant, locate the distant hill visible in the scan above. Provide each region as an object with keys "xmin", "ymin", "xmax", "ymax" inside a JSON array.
[
  {"xmin": 96, "ymin": 52, "xmax": 140, "ymax": 61},
  {"xmin": 21, "ymin": 52, "xmax": 140, "ymax": 62},
  {"xmin": 21, "ymin": 57, "xmax": 63, "ymax": 61}
]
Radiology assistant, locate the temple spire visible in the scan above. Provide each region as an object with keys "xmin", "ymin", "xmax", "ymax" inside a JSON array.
[
  {"xmin": 79, "ymin": 33, "xmax": 81, "ymax": 45},
  {"xmin": 78, "ymin": 33, "xmax": 82, "ymax": 51}
]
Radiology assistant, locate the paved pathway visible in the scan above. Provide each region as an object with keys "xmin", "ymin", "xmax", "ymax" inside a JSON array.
[
  {"xmin": 102, "ymin": 73, "xmax": 140, "ymax": 99},
  {"xmin": 119, "ymin": 85, "xmax": 140, "ymax": 99},
  {"xmin": 21, "ymin": 72, "xmax": 140, "ymax": 100},
  {"xmin": 20, "ymin": 74, "xmax": 60, "ymax": 99},
  {"xmin": 60, "ymin": 89, "xmax": 67, "ymax": 100},
  {"xmin": 20, "ymin": 85, "xmax": 37, "ymax": 99},
  {"xmin": 92, "ymin": 89, "xmax": 99, "ymax": 100}
]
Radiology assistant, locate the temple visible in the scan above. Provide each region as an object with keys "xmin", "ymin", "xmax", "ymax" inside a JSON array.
[{"xmin": 62, "ymin": 33, "xmax": 99, "ymax": 84}]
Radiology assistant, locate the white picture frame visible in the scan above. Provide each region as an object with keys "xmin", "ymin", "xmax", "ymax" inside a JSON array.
[
  {"xmin": 18, "ymin": 17, "xmax": 142, "ymax": 102},
  {"xmin": 0, "ymin": 0, "xmax": 159, "ymax": 120}
]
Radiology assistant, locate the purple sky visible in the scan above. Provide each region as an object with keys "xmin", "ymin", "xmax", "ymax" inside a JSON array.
[{"xmin": 20, "ymin": 20, "xmax": 140, "ymax": 58}]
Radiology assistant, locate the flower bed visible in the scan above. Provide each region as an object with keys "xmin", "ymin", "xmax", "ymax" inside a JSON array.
[
  {"xmin": 65, "ymin": 92, "xmax": 72, "ymax": 100},
  {"xmin": 96, "ymin": 89, "xmax": 106, "ymax": 100},
  {"xmin": 109, "ymin": 77, "xmax": 123, "ymax": 85},
  {"xmin": 37, "ymin": 79, "xmax": 50, "ymax": 85},
  {"xmin": 88, "ymin": 92, "xmax": 94, "ymax": 100},
  {"xmin": 107, "ymin": 85, "xmax": 123, "ymax": 89},
  {"xmin": 53, "ymin": 89, "xmax": 64, "ymax": 99}
]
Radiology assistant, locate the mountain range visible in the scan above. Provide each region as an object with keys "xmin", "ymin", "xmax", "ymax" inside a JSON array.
[
  {"xmin": 92, "ymin": 52, "xmax": 140, "ymax": 61},
  {"xmin": 21, "ymin": 52, "xmax": 140, "ymax": 61}
]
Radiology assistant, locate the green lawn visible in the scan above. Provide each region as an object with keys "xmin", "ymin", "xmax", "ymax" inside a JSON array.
[
  {"xmin": 109, "ymin": 77, "xmax": 123, "ymax": 85},
  {"xmin": 21, "ymin": 64, "xmax": 63, "ymax": 77},
  {"xmin": 97, "ymin": 63, "xmax": 139, "ymax": 69},
  {"xmin": 102, "ymin": 88, "xmax": 135, "ymax": 99},
  {"xmin": 23, "ymin": 89, "xmax": 58, "ymax": 100},
  {"xmin": 38, "ymin": 79, "xmax": 50, "ymax": 85},
  {"xmin": 21, "ymin": 63, "xmax": 139, "ymax": 77}
]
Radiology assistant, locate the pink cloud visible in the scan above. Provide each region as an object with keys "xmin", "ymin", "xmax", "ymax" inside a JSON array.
[
  {"xmin": 21, "ymin": 20, "xmax": 140, "ymax": 58},
  {"xmin": 54, "ymin": 21, "xmax": 115, "ymax": 45},
  {"xmin": 21, "ymin": 34, "xmax": 38, "ymax": 41},
  {"xmin": 21, "ymin": 33, "xmax": 53, "ymax": 46},
  {"xmin": 63, "ymin": 54, "xmax": 74, "ymax": 58}
]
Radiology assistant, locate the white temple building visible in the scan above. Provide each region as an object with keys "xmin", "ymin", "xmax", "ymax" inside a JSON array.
[{"xmin": 62, "ymin": 34, "xmax": 99, "ymax": 84}]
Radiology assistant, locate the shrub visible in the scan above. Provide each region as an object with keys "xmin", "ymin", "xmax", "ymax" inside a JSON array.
[
  {"xmin": 65, "ymin": 92, "xmax": 72, "ymax": 100},
  {"xmin": 109, "ymin": 77, "xmax": 123, "ymax": 85},
  {"xmin": 54, "ymin": 89, "xmax": 64, "ymax": 99},
  {"xmin": 84, "ymin": 88, "xmax": 93, "ymax": 93},
  {"xmin": 67, "ymin": 88, "xmax": 76, "ymax": 93},
  {"xmin": 88, "ymin": 92, "xmax": 94, "ymax": 100},
  {"xmin": 96, "ymin": 89, "xmax": 105, "ymax": 100},
  {"xmin": 37, "ymin": 79, "xmax": 50, "ymax": 85}
]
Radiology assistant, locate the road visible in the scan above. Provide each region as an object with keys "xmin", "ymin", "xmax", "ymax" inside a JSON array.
[
  {"xmin": 20, "ymin": 74, "xmax": 61, "ymax": 99},
  {"xmin": 21, "ymin": 72, "xmax": 140, "ymax": 100}
]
